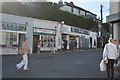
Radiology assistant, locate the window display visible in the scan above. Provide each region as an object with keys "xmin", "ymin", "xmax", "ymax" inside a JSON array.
[
  {"xmin": 40, "ymin": 35, "xmax": 55, "ymax": 47},
  {"xmin": 1, "ymin": 32, "xmax": 18, "ymax": 48}
]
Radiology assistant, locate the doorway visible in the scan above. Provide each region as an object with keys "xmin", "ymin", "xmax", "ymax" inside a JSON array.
[
  {"xmin": 33, "ymin": 35, "xmax": 39, "ymax": 53},
  {"xmin": 90, "ymin": 37, "xmax": 92, "ymax": 49}
]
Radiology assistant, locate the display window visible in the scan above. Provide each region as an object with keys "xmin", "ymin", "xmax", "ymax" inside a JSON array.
[
  {"xmin": 40, "ymin": 35, "xmax": 55, "ymax": 47},
  {"xmin": 1, "ymin": 32, "xmax": 18, "ymax": 48}
]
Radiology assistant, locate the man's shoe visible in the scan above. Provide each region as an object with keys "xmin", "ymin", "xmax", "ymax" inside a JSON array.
[{"xmin": 16, "ymin": 66, "xmax": 21, "ymax": 70}]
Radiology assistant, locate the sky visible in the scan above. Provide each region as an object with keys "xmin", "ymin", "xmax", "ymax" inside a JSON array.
[{"xmin": 48, "ymin": 0, "xmax": 110, "ymax": 23}]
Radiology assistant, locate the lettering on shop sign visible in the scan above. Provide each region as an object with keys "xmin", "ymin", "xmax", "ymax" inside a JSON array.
[
  {"xmin": 71, "ymin": 27, "xmax": 90, "ymax": 35},
  {"xmin": 34, "ymin": 28, "xmax": 56, "ymax": 35},
  {"xmin": 2, "ymin": 22, "xmax": 26, "ymax": 31}
]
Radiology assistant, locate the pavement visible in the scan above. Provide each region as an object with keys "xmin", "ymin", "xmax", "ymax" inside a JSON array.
[{"xmin": 1, "ymin": 49, "xmax": 120, "ymax": 79}]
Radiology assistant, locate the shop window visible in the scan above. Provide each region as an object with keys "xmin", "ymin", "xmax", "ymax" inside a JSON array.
[
  {"xmin": 1, "ymin": 32, "xmax": 18, "ymax": 48},
  {"xmin": 40, "ymin": 35, "xmax": 55, "ymax": 47},
  {"xmin": 2, "ymin": 24, "xmax": 4, "ymax": 27}
]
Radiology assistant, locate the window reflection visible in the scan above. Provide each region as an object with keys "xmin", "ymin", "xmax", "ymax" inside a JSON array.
[
  {"xmin": 1, "ymin": 32, "xmax": 18, "ymax": 48},
  {"xmin": 40, "ymin": 35, "xmax": 55, "ymax": 47}
]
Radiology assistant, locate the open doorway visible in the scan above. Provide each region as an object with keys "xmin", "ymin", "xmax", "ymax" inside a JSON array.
[
  {"xmin": 90, "ymin": 37, "xmax": 92, "ymax": 49},
  {"xmin": 33, "ymin": 35, "xmax": 39, "ymax": 53}
]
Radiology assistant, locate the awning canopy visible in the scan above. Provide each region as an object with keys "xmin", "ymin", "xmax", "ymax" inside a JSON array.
[
  {"xmin": 107, "ymin": 12, "xmax": 120, "ymax": 23},
  {"xmin": 61, "ymin": 31, "xmax": 90, "ymax": 38}
]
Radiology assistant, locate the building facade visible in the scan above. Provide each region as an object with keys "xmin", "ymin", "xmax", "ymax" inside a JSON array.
[
  {"xmin": 107, "ymin": 0, "xmax": 120, "ymax": 41},
  {"xmin": 59, "ymin": 2, "xmax": 97, "ymax": 19},
  {"xmin": 0, "ymin": 13, "xmax": 97, "ymax": 55}
]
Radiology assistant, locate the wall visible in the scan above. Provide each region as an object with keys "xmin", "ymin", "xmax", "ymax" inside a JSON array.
[
  {"xmin": 110, "ymin": 0, "xmax": 119, "ymax": 15},
  {"xmin": 33, "ymin": 19, "xmax": 57, "ymax": 29},
  {"xmin": 113, "ymin": 23, "xmax": 120, "ymax": 41},
  {"xmin": 74, "ymin": 8, "xmax": 79, "ymax": 15}
]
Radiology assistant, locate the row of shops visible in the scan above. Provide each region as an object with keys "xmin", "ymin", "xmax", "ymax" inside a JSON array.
[{"xmin": 0, "ymin": 13, "xmax": 97, "ymax": 55}]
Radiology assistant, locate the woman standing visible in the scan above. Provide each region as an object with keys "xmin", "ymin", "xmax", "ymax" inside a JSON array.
[
  {"xmin": 37, "ymin": 40, "xmax": 42, "ymax": 54},
  {"xmin": 103, "ymin": 38, "xmax": 119, "ymax": 80},
  {"xmin": 49, "ymin": 40, "xmax": 55, "ymax": 53},
  {"xmin": 16, "ymin": 37, "xmax": 30, "ymax": 71}
]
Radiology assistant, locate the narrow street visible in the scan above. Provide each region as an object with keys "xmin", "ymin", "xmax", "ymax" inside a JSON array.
[{"xmin": 2, "ymin": 49, "xmax": 119, "ymax": 79}]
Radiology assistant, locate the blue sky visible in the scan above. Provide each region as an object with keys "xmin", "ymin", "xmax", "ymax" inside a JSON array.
[{"xmin": 48, "ymin": 0, "xmax": 110, "ymax": 23}]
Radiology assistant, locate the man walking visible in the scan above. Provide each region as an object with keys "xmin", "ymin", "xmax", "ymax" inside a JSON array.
[{"xmin": 16, "ymin": 37, "xmax": 30, "ymax": 71}]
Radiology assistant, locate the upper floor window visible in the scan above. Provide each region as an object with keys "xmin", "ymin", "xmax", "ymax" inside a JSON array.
[
  {"xmin": 86, "ymin": 12, "xmax": 91, "ymax": 16},
  {"xmin": 80, "ymin": 10, "xmax": 85, "ymax": 15}
]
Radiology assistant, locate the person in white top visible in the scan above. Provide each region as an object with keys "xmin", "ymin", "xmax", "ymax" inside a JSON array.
[
  {"xmin": 37, "ymin": 40, "xmax": 42, "ymax": 54},
  {"xmin": 103, "ymin": 38, "xmax": 119, "ymax": 80}
]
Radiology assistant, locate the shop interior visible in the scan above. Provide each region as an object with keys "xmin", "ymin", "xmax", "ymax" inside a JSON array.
[{"xmin": 33, "ymin": 34, "xmax": 55, "ymax": 53}]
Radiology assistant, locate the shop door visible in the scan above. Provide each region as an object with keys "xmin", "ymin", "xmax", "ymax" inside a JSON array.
[
  {"xmin": 69, "ymin": 36, "xmax": 76, "ymax": 50},
  {"xmin": 90, "ymin": 37, "xmax": 92, "ymax": 49},
  {"xmin": 33, "ymin": 35, "xmax": 39, "ymax": 53}
]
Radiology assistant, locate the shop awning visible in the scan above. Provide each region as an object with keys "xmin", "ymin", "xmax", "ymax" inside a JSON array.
[
  {"xmin": 107, "ymin": 12, "xmax": 120, "ymax": 23},
  {"xmin": 33, "ymin": 27, "xmax": 56, "ymax": 36},
  {"xmin": 62, "ymin": 31, "xmax": 90, "ymax": 38}
]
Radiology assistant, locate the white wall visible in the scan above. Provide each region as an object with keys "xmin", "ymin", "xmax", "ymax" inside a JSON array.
[
  {"xmin": 79, "ymin": 10, "xmax": 85, "ymax": 16},
  {"xmin": 74, "ymin": 8, "xmax": 79, "ymax": 15},
  {"xmin": 61, "ymin": 24, "xmax": 71, "ymax": 32},
  {"xmin": 110, "ymin": 1, "xmax": 119, "ymax": 14},
  {"xmin": 33, "ymin": 19, "xmax": 57, "ymax": 29},
  {"xmin": 1, "ymin": 13, "xmax": 29, "ymax": 25},
  {"xmin": 113, "ymin": 23, "xmax": 119, "ymax": 40}
]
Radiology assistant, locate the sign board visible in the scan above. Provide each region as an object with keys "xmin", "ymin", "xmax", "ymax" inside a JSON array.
[
  {"xmin": 2, "ymin": 22, "xmax": 26, "ymax": 31},
  {"xmin": 33, "ymin": 27, "xmax": 56, "ymax": 35},
  {"xmin": 71, "ymin": 27, "xmax": 90, "ymax": 35}
]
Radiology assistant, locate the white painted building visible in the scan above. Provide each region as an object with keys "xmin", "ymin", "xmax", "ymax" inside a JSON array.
[
  {"xmin": 0, "ymin": 13, "xmax": 97, "ymax": 55},
  {"xmin": 59, "ymin": 2, "xmax": 97, "ymax": 19}
]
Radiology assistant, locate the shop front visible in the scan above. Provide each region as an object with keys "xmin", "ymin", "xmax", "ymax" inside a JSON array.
[
  {"xmin": 61, "ymin": 25, "xmax": 79, "ymax": 50},
  {"xmin": 69, "ymin": 36, "xmax": 77, "ymax": 50},
  {"xmin": 33, "ymin": 27, "xmax": 56, "ymax": 52},
  {"xmin": 0, "ymin": 22, "xmax": 27, "ymax": 55},
  {"xmin": 71, "ymin": 27, "xmax": 90, "ymax": 49}
]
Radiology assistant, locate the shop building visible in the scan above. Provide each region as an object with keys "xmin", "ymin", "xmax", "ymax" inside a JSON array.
[
  {"xmin": 1, "ymin": 13, "xmax": 97, "ymax": 55},
  {"xmin": 60, "ymin": 25, "xmax": 97, "ymax": 50},
  {"xmin": 0, "ymin": 13, "xmax": 58, "ymax": 55},
  {"xmin": 32, "ymin": 19, "xmax": 57, "ymax": 52},
  {"xmin": 0, "ymin": 13, "xmax": 31, "ymax": 55}
]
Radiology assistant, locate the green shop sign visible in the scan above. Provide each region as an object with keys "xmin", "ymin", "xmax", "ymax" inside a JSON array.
[
  {"xmin": 33, "ymin": 27, "xmax": 56, "ymax": 35},
  {"xmin": 2, "ymin": 22, "xmax": 27, "ymax": 31}
]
